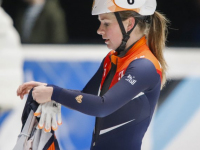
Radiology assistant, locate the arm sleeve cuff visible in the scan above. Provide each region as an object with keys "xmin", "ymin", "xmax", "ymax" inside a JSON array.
[{"xmin": 47, "ymin": 84, "xmax": 63, "ymax": 102}]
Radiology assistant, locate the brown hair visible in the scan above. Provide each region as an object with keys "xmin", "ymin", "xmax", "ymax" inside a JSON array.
[{"xmin": 119, "ymin": 11, "xmax": 169, "ymax": 89}]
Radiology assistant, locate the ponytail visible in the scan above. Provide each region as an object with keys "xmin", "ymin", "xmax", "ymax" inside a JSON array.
[
  {"xmin": 148, "ymin": 11, "xmax": 169, "ymax": 88},
  {"xmin": 118, "ymin": 11, "xmax": 169, "ymax": 89}
]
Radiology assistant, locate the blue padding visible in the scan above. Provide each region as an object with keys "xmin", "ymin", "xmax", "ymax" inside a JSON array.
[
  {"xmin": 23, "ymin": 61, "xmax": 100, "ymax": 150},
  {"xmin": 153, "ymin": 78, "xmax": 200, "ymax": 150},
  {"xmin": 23, "ymin": 61, "xmax": 100, "ymax": 89},
  {"xmin": 0, "ymin": 110, "xmax": 12, "ymax": 128}
]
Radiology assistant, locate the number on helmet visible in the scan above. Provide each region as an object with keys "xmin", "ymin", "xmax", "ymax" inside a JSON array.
[
  {"xmin": 114, "ymin": 0, "xmax": 146, "ymax": 9},
  {"xmin": 127, "ymin": 0, "xmax": 134, "ymax": 5}
]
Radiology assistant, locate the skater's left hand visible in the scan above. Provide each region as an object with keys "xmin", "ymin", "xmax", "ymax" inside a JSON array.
[
  {"xmin": 32, "ymin": 85, "xmax": 53, "ymax": 104},
  {"xmin": 17, "ymin": 81, "xmax": 47, "ymax": 99}
]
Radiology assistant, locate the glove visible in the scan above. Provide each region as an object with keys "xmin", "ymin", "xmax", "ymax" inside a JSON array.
[{"xmin": 34, "ymin": 101, "xmax": 62, "ymax": 132}]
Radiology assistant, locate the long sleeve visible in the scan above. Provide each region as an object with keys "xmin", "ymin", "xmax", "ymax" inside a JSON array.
[{"xmin": 49, "ymin": 59, "xmax": 160, "ymax": 117}]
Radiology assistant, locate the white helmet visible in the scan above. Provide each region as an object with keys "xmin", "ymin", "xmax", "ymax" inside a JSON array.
[
  {"xmin": 92, "ymin": 0, "xmax": 156, "ymax": 16},
  {"xmin": 92, "ymin": 0, "xmax": 156, "ymax": 53}
]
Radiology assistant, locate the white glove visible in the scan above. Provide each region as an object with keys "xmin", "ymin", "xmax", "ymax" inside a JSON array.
[{"xmin": 34, "ymin": 101, "xmax": 62, "ymax": 132}]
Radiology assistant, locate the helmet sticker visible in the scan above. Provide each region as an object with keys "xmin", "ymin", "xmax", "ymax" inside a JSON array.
[
  {"xmin": 92, "ymin": 1, "xmax": 95, "ymax": 9},
  {"xmin": 114, "ymin": 0, "xmax": 146, "ymax": 9},
  {"xmin": 108, "ymin": 0, "xmax": 140, "ymax": 13}
]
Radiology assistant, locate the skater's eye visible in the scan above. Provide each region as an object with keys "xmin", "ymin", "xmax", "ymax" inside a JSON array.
[{"xmin": 104, "ymin": 23, "xmax": 109, "ymax": 27}]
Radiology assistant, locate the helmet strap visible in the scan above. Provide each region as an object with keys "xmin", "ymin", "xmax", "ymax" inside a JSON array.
[{"xmin": 114, "ymin": 12, "xmax": 138, "ymax": 53}]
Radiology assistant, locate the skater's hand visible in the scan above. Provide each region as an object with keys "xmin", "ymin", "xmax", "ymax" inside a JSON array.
[
  {"xmin": 32, "ymin": 85, "xmax": 53, "ymax": 104},
  {"xmin": 34, "ymin": 101, "xmax": 62, "ymax": 132},
  {"xmin": 17, "ymin": 81, "xmax": 47, "ymax": 99}
]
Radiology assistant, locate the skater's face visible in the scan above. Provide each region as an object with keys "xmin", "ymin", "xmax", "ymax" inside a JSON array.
[{"xmin": 97, "ymin": 13, "xmax": 123, "ymax": 50}]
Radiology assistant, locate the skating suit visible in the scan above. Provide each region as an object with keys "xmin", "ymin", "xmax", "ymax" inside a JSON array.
[{"xmin": 50, "ymin": 36, "xmax": 162, "ymax": 150}]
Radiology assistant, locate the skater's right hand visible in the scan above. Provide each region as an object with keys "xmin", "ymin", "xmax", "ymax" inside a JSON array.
[{"xmin": 17, "ymin": 81, "xmax": 47, "ymax": 99}]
